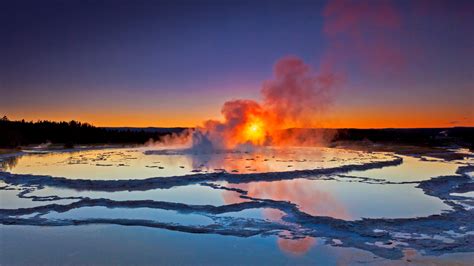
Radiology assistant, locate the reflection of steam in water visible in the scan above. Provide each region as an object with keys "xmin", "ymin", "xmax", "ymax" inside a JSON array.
[
  {"xmin": 224, "ymin": 179, "xmax": 351, "ymax": 219},
  {"xmin": 6, "ymin": 146, "xmax": 394, "ymax": 179},
  {"xmin": 143, "ymin": 57, "xmax": 337, "ymax": 151},
  {"xmin": 166, "ymin": 146, "xmax": 386, "ymax": 173},
  {"xmin": 220, "ymin": 178, "xmax": 350, "ymax": 255},
  {"xmin": 0, "ymin": 156, "xmax": 19, "ymax": 171},
  {"xmin": 232, "ymin": 147, "xmax": 389, "ymax": 171},
  {"xmin": 263, "ymin": 209, "xmax": 317, "ymax": 256},
  {"xmin": 147, "ymin": 146, "xmax": 322, "ymax": 173},
  {"xmin": 278, "ymin": 235, "xmax": 316, "ymax": 256},
  {"xmin": 188, "ymin": 150, "xmax": 274, "ymax": 173}
]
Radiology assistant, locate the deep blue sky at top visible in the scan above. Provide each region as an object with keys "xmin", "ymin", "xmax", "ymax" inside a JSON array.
[
  {"xmin": 1, "ymin": 0, "xmax": 473, "ymax": 127},
  {"xmin": 1, "ymin": 1, "xmax": 326, "ymax": 104}
]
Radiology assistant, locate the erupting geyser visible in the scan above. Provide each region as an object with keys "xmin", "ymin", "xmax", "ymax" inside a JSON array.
[{"xmin": 192, "ymin": 56, "xmax": 338, "ymax": 151}]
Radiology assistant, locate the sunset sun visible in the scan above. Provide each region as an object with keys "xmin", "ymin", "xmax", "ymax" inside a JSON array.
[{"xmin": 244, "ymin": 119, "xmax": 266, "ymax": 144}]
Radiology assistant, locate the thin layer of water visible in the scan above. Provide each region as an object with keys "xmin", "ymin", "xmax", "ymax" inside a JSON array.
[
  {"xmin": 3, "ymin": 147, "xmax": 394, "ymax": 180},
  {"xmin": 2, "ymin": 225, "xmax": 473, "ymax": 265},
  {"xmin": 43, "ymin": 206, "xmax": 214, "ymax": 226},
  {"xmin": 28, "ymin": 184, "xmax": 248, "ymax": 206},
  {"xmin": 218, "ymin": 178, "xmax": 451, "ymax": 220},
  {"xmin": 346, "ymin": 156, "xmax": 460, "ymax": 182}
]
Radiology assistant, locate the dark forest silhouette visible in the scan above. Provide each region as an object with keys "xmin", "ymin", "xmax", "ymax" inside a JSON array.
[
  {"xmin": 1, "ymin": 116, "xmax": 472, "ymax": 150},
  {"xmin": 0, "ymin": 116, "xmax": 183, "ymax": 148},
  {"xmin": 333, "ymin": 127, "xmax": 474, "ymax": 149}
]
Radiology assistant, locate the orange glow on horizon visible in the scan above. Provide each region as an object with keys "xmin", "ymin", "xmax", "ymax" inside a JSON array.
[{"xmin": 6, "ymin": 105, "xmax": 473, "ymax": 129}]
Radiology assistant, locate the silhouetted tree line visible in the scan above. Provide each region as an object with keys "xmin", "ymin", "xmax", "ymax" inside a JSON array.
[
  {"xmin": 1, "ymin": 116, "xmax": 472, "ymax": 150},
  {"xmin": 0, "ymin": 116, "xmax": 182, "ymax": 148},
  {"xmin": 333, "ymin": 128, "xmax": 474, "ymax": 149}
]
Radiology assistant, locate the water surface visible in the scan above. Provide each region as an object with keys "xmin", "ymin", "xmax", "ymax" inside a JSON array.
[
  {"xmin": 1, "ymin": 146, "xmax": 473, "ymax": 264},
  {"xmin": 3, "ymin": 147, "xmax": 394, "ymax": 179}
]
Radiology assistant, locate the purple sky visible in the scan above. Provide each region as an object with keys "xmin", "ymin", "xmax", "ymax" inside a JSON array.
[{"xmin": 1, "ymin": 0, "xmax": 473, "ymax": 127}]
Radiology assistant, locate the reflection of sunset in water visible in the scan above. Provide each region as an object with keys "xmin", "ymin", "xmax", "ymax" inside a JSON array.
[
  {"xmin": 220, "ymin": 178, "xmax": 350, "ymax": 255},
  {"xmin": 7, "ymin": 147, "xmax": 393, "ymax": 180},
  {"xmin": 189, "ymin": 147, "xmax": 326, "ymax": 173},
  {"xmin": 223, "ymin": 179, "xmax": 351, "ymax": 219},
  {"xmin": 189, "ymin": 146, "xmax": 392, "ymax": 175},
  {"xmin": 278, "ymin": 236, "xmax": 316, "ymax": 256}
]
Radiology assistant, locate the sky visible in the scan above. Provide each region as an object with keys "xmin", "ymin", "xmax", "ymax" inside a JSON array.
[{"xmin": 1, "ymin": 0, "xmax": 473, "ymax": 128}]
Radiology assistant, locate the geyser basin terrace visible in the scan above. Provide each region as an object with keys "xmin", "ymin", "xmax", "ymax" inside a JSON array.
[
  {"xmin": 3, "ymin": 146, "xmax": 395, "ymax": 179},
  {"xmin": 1, "ymin": 145, "xmax": 473, "ymax": 264}
]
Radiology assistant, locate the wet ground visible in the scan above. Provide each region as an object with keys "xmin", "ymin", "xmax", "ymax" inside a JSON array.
[{"xmin": 1, "ymin": 145, "xmax": 473, "ymax": 265}]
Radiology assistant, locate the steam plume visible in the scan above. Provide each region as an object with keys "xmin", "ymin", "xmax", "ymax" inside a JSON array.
[{"xmin": 194, "ymin": 56, "xmax": 339, "ymax": 150}]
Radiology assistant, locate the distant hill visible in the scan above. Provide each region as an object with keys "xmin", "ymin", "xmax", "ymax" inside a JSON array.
[
  {"xmin": 1, "ymin": 116, "xmax": 472, "ymax": 150},
  {"xmin": 0, "ymin": 117, "xmax": 184, "ymax": 148},
  {"xmin": 102, "ymin": 127, "xmax": 188, "ymax": 134},
  {"xmin": 332, "ymin": 127, "xmax": 474, "ymax": 149}
]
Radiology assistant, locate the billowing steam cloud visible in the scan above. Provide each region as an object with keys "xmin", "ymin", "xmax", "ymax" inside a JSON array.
[
  {"xmin": 262, "ymin": 57, "xmax": 336, "ymax": 127},
  {"xmin": 152, "ymin": 0, "xmax": 423, "ymax": 151},
  {"xmin": 189, "ymin": 0, "xmax": 413, "ymax": 151},
  {"xmin": 193, "ymin": 56, "xmax": 339, "ymax": 150},
  {"xmin": 322, "ymin": 0, "xmax": 404, "ymax": 73}
]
